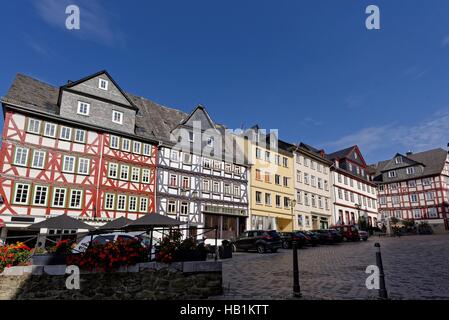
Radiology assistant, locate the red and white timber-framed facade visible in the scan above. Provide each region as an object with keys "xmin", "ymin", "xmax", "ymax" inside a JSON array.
[
  {"xmin": 326, "ymin": 145, "xmax": 379, "ymax": 228},
  {"xmin": 372, "ymin": 149, "xmax": 449, "ymax": 231},
  {"xmin": 0, "ymin": 71, "xmax": 158, "ymax": 241}
]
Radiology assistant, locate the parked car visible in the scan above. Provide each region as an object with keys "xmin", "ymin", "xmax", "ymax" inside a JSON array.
[
  {"xmin": 232, "ymin": 230, "xmax": 282, "ymax": 254},
  {"xmin": 301, "ymin": 231, "xmax": 320, "ymax": 246},
  {"xmin": 278, "ymin": 231, "xmax": 307, "ymax": 249},
  {"xmin": 312, "ymin": 229, "xmax": 341, "ymax": 244},
  {"xmin": 331, "ymin": 225, "xmax": 360, "ymax": 242},
  {"xmin": 358, "ymin": 230, "xmax": 369, "ymax": 241}
]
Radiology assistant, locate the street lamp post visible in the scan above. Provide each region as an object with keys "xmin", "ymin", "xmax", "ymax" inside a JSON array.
[{"xmin": 290, "ymin": 199, "xmax": 297, "ymax": 232}]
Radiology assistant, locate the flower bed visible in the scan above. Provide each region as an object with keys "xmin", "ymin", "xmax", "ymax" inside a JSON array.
[
  {"xmin": 0, "ymin": 242, "xmax": 32, "ymax": 273},
  {"xmin": 67, "ymin": 238, "xmax": 148, "ymax": 272},
  {"xmin": 156, "ymin": 230, "xmax": 208, "ymax": 264}
]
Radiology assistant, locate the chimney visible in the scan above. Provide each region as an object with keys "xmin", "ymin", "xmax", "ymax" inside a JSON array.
[
  {"xmin": 406, "ymin": 150, "xmax": 413, "ymax": 156},
  {"xmin": 67, "ymin": 80, "xmax": 73, "ymax": 85}
]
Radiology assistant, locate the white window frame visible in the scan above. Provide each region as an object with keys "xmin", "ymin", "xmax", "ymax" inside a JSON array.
[
  {"xmin": 131, "ymin": 167, "xmax": 140, "ymax": 183},
  {"xmin": 143, "ymin": 144, "xmax": 151, "ymax": 156},
  {"xmin": 14, "ymin": 183, "xmax": 30, "ymax": 205},
  {"xmin": 108, "ymin": 163, "xmax": 118, "ymax": 179},
  {"xmin": 112, "ymin": 110, "xmax": 124, "ymax": 125},
  {"xmin": 128, "ymin": 196, "xmax": 138, "ymax": 212},
  {"xmin": 122, "ymin": 138, "xmax": 131, "ymax": 152},
  {"xmin": 99, "ymin": 78, "xmax": 109, "ymax": 90},
  {"xmin": 44, "ymin": 122, "xmax": 57, "ymax": 138},
  {"xmin": 60, "ymin": 126, "xmax": 72, "ymax": 141},
  {"xmin": 117, "ymin": 195, "xmax": 127, "ymax": 211},
  {"xmin": 77, "ymin": 158, "xmax": 90, "ymax": 175},
  {"xmin": 27, "ymin": 118, "xmax": 41, "ymax": 134},
  {"xmin": 31, "ymin": 150, "xmax": 46, "ymax": 169},
  {"xmin": 14, "ymin": 147, "xmax": 29, "ymax": 166},
  {"xmin": 104, "ymin": 193, "xmax": 115, "ymax": 210},
  {"xmin": 167, "ymin": 200, "xmax": 176, "ymax": 214},
  {"xmin": 139, "ymin": 197, "xmax": 148, "ymax": 213},
  {"xmin": 110, "ymin": 135, "xmax": 120, "ymax": 149},
  {"xmin": 133, "ymin": 141, "xmax": 141, "ymax": 154},
  {"xmin": 142, "ymin": 169, "xmax": 150, "ymax": 184},
  {"xmin": 69, "ymin": 189, "xmax": 83, "ymax": 209},
  {"xmin": 62, "ymin": 155, "xmax": 76, "ymax": 173},
  {"xmin": 33, "ymin": 185, "xmax": 49, "ymax": 206},
  {"xmin": 180, "ymin": 201, "xmax": 189, "ymax": 215},
  {"xmin": 77, "ymin": 101, "xmax": 90, "ymax": 116},
  {"xmin": 120, "ymin": 165, "xmax": 129, "ymax": 181},
  {"xmin": 74, "ymin": 129, "xmax": 86, "ymax": 143},
  {"xmin": 52, "ymin": 187, "xmax": 67, "ymax": 208}
]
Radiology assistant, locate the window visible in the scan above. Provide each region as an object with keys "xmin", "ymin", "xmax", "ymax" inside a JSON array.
[
  {"xmin": 225, "ymin": 163, "xmax": 232, "ymax": 173},
  {"xmin": 133, "ymin": 141, "xmax": 141, "ymax": 154},
  {"xmin": 78, "ymin": 158, "xmax": 90, "ymax": 175},
  {"xmin": 104, "ymin": 194, "xmax": 115, "ymax": 210},
  {"xmin": 408, "ymin": 180, "xmax": 416, "ymax": 187},
  {"xmin": 183, "ymin": 153, "xmax": 192, "ymax": 164},
  {"xmin": 62, "ymin": 156, "xmax": 75, "ymax": 173},
  {"xmin": 413, "ymin": 209, "xmax": 421, "ymax": 219},
  {"xmin": 131, "ymin": 167, "xmax": 140, "ymax": 182},
  {"xmin": 167, "ymin": 200, "xmax": 176, "ymax": 214},
  {"xmin": 304, "ymin": 193, "xmax": 309, "ymax": 206},
  {"xmin": 108, "ymin": 163, "xmax": 118, "ymax": 178},
  {"xmin": 256, "ymin": 169, "xmax": 262, "ymax": 180},
  {"xmin": 213, "ymin": 181, "xmax": 220, "ymax": 193},
  {"xmin": 44, "ymin": 123, "xmax": 56, "ymax": 137},
  {"xmin": 406, "ymin": 167, "xmax": 415, "ymax": 175},
  {"xmin": 128, "ymin": 196, "xmax": 137, "ymax": 212},
  {"xmin": 143, "ymin": 144, "xmax": 152, "ymax": 156},
  {"xmin": 234, "ymin": 166, "xmax": 242, "ymax": 175},
  {"xmin": 213, "ymin": 161, "xmax": 222, "ymax": 171},
  {"xmin": 140, "ymin": 197, "xmax": 148, "ymax": 212},
  {"xmin": 14, "ymin": 147, "xmax": 29, "ymax": 166},
  {"xmin": 117, "ymin": 195, "xmax": 127, "ymax": 211},
  {"xmin": 207, "ymin": 137, "xmax": 214, "ymax": 147},
  {"xmin": 112, "ymin": 110, "xmax": 123, "ymax": 124},
  {"xmin": 99, "ymin": 78, "xmax": 108, "ymax": 90},
  {"xmin": 60, "ymin": 126, "xmax": 72, "ymax": 141},
  {"xmin": 395, "ymin": 156, "xmax": 403, "ymax": 164},
  {"xmin": 297, "ymin": 191, "xmax": 302, "ymax": 204},
  {"xmin": 428, "ymin": 207, "xmax": 438, "ymax": 218},
  {"xmin": 344, "ymin": 191, "xmax": 349, "ymax": 201},
  {"xmin": 188, "ymin": 131, "xmax": 194, "ymax": 142},
  {"xmin": 311, "ymin": 195, "xmax": 316, "ymax": 207},
  {"xmin": 33, "ymin": 185, "xmax": 48, "ymax": 206},
  {"xmin": 388, "ymin": 171, "xmax": 396, "ymax": 178},
  {"xmin": 171, "ymin": 150, "xmax": 179, "ymax": 162},
  {"xmin": 410, "ymin": 194, "xmax": 418, "ymax": 202},
  {"xmin": 203, "ymin": 158, "xmax": 211, "ymax": 168},
  {"xmin": 311, "ymin": 176, "xmax": 316, "ymax": 187},
  {"xmin": 318, "ymin": 196, "xmax": 323, "ymax": 209},
  {"xmin": 284, "ymin": 197, "xmax": 290, "ymax": 208},
  {"xmin": 142, "ymin": 169, "xmax": 150, "ymax": 184},
  {"xmin": 169, "ymin": 174, "xmax": 178, "ymax": 187},
  {"xmin": 69, "ymin": 190, "xmax": 83, "ymax": 209},
  {"xmin": 14, "ymin": 184, "xmax": 30, "ymax": 204},
  {"xmin": 120, "ymin": 165, "xmax": 129, "ymax": 180},
  {"xmin": 275, "ymin": 155, "xmax": 281, "ymax": 165},
  {"xmin": 180, "ymin": 202, "xmax": 189, "ymax": 215},
  {"xmin": 224, "ymin": 184, "xmax": 231, "ymax": 195},
  {"xmin": 275, "ymin": 195, "xmax": 281, "ymax": 207},
  {"xmin": 182, "ymin": 176, "xmax": 190, "ymax": 189},
  {"xmin": 203, "ymin": 180, "xmax": 210, "ymax": 192},
  {"xmin": 304, "ymin": 173, "xmax": 309, "ymax": 185},
  {"xmin": 27, "ymin": 119, "xmax": 41, "ymax": 134},
  {"xmin": 233, "ymin": 185, "xmax": 240, "ymax": 197},
  {"xmin": 122, "ymin": 139, "xmax": 130, "ymax": 152},
  {"xmin": 255, "ymin": 148, "xmax": 261, "ymax": 159},
  {"xmin": 338, "ymin": 188, "xmax": 343, "ymax": 200},
  {"xmin": 324, "ymin": 180, "xmax": 328, "ymax": 190},
  {"xmin": 275, "ymin": 174, "xmax": 281, "ymax": 185},
  {"xmin": 283, "ymin": 157, "xmax": 288, "ymax": 167},
  {"xmin": 256, "ymin": 191, "xmax": 262, "ymax": 204},
  {"xmin": 52, "ymin": 188, "xmax": 66, "ymax": 208},
  {"xmin": 74, "ymin": 129, "xmax": 86, "ymax": 143},
  {"xmin": 32, "ymin": 150, "xmax": 46, "ymax": 169},
  {"xmin": 422, "ymin": 178, "xmax": 431, "ymax": 186},
  {"xmin": 395, "ymin": 210, "xmax": 402, "ymax": 219},
  {"xmin": 264, "ymin": 172, "xmax": 271, "ymax": 183},
  {"xmin": 392, "ymin": 196, "xmax": 400, "ymax": 205},
  {"xmin": 265, "ymin": 151, "xmax": 271, "ymax": 162},
  {"xmin": 426, "ymin": 192, "xmax": 434, "ymax": 201},
  {"xmin": 110, "ymin": 135, "xmax": 119, "ymax": 149},
  {"xmin": 297, "ymin": 171, "xmax": 302, "ymax": 183},
  {"xmin": 283, "ymin": 177, "xmax": 289, "ymax": 187},
  {"xmin": 304, "ymin": 158, "xmax": 310, "ymax": 167},
  {"xmin": 77, "ymin": 101, "xmax": 90, "ymax": 116},
  {"xmin": 265, "ymin": 193, "xmax": 271, "ymax": 206}
]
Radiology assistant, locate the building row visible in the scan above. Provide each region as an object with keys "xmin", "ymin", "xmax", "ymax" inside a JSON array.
[{"xmin": 0, "ymin": 71, "xmax": 448, "ymax": 243}]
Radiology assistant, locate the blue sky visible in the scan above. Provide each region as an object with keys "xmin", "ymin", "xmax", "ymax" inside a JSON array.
[{"xmin": 1, "ymin": 0, "xmax": 449, "ymax": 163}]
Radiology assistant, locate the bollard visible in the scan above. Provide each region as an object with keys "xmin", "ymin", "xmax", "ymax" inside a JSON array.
[
  {"xmin": 292, "ymin": 240, "xmax": 302, "ymax": 298},
  {"xmin": 374, "ymin": 242, "xmax": 388, "ymax": 299}
]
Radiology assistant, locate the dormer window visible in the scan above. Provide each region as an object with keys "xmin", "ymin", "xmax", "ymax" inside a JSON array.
[
  {"xmin": 406, "ymin": 167, "xmax": 415, "ymax": 175},
  {"xmin": 388, "ymin": 170, "xmax": 397, "ymax": 178},
  {"xmin": 395, "ymin": 156, "xmax": 403, "ymax": 164},
  {"xmin": 99, "ymin": 79, "xmax": 108, "ymax": 90},
  {"xmin": 77, "ymin": 101, "xmax": 90, "ymax": 116},
  {"xmin": 354, "ymin": 153, "xmax": 358, "ymax": 160},
  {"xmin": 112, "ymin": 110, "xmax": 123, "ymax": 124}
]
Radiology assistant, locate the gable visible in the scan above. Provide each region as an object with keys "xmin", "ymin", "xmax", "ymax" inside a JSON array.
[
  {"xmin": 61, "ymin": 71, "xmax": 136, "ymax": 109},
  {"xmin": 381, "ymin": 153, "xmax": 422, "ymax": 172},
  {"xmin": 345, "ymin": 146, "xmax": 366, "ymax": 167},
  {"xmin": 178, "ymin": 106, "xmax": 216, "ymax": 131}
]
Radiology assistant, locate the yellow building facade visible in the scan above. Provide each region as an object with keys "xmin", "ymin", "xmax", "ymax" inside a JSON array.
[{"xmin": 244, "ymin": 131, "xmax": 295, "ymax": 232}]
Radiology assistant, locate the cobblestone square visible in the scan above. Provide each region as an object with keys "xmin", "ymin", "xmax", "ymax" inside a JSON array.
[{"xmin": 216, "ymin": 234, "xmax": 449, "ymax": 300}]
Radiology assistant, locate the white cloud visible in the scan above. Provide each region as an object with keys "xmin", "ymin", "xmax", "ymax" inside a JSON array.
[
  {"xmin": 33, "ymin": 0, "xmax": 126, "ymax": 47},
  {"xmin": 324, "ymin": 109, "xmax": 449, "ymax": 161}
]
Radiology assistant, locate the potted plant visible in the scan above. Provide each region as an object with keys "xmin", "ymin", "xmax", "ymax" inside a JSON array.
[
  {"xmin": 0, "ymin": 242, "xmax": 32, "ymax": 273},
  {"xmin": 31, "ymin": 239, "xmax": 73, "ymax": 265}
]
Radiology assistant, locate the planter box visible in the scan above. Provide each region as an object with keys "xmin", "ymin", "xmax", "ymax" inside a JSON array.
[{"xmin": 31, "ymin": 254, "xmax": 67, "ymax": 266}]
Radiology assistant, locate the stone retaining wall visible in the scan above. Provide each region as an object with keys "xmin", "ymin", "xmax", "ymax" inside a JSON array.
[{"xmin": 0, "ymin": 261, "xmax": 222, "ymax": 300}]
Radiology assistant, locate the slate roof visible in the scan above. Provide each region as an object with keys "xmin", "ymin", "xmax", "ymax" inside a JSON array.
[
  {"xmin": 326, "ymin": 145, "xmax": 356, "ymax": 161},
  {"xmin": 2, "ymin": 73, "xmax": 247, "ymax": 164},
  {"xmin": 372, "ymin": 148, "xmax": 448, "ymax": 183}
]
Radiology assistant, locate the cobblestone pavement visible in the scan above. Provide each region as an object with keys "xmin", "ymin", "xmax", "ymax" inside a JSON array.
[{"xmin": 213, "ymin": 234, "xmax": 449, "ymax": 300}]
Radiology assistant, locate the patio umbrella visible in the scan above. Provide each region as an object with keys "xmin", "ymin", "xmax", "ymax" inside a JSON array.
[
  {"xmin": 124, "ymin": 214, "xmax": 185, "ymax": 261},
  {"xmin": 97, "ymin": 217, "xmax": 132, "ymax": 231},
  {"xmin": 28, "ymin": 214, "xmax": 95, "ymax": 231}
]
